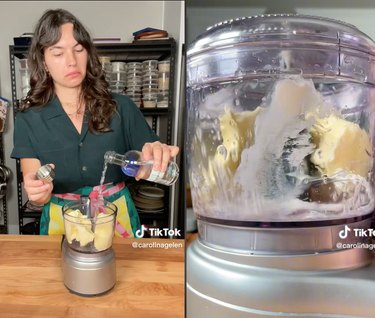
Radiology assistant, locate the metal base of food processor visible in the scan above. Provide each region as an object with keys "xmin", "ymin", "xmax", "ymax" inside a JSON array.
[
  {"xmin": 187, "ymin": 216, "xmax": 375, "ymax": 317},
  {"xmin": 61, "ymin": 240, "xmax": 116, "ymax": 296}
]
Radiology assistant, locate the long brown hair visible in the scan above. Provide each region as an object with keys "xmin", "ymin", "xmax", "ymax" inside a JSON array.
[{"xmin": 22, "ymin": 8, "xmax": 116, "ymax": 133}]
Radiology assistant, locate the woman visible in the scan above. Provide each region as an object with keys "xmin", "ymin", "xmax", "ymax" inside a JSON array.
[{"xmin": 11, "ymin": 9, "xmax": 179, "ymax": 237}]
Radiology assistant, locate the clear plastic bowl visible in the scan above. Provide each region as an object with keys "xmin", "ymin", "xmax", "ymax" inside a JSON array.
[
  {"xmin": 111, "ymin": 62, "xmax": 127, "ymax": 72},
  {"xmin": 109, "ymin": 72, "xmax": 127, "ymax": 82},
  {"xmin": 19, "ymin": 58, "xmax": 30, "ymax": 70},
  {"xmin": 142, "ymin": 83, "xmax": 159, "ymax": 90},
  {"xmin": 126, "ymin": 92, "xmax": 142, "ymax": 99},
  {"xmin": 142, "ymin": 88, "xmax": 159, "ymax": 95},
  {"xmin": 127, "ymin": 70, "xmax": 143, "ymax": 77},
  {"xmin": 157, "ymin": 91, "xmax": 169, "ymax": 108},
  {"xmin": 127, "ymin": 62, "xmax": 142, "ymax": 68},
  {"xmin": 110, "ymin": 80, "xmax": 126, "ymax": 87},
  {"xmin": 143, "ymin": 80, "xmax": 159, "ymax": 87},
  {"xmin": 143, "ymin": 74, "xmax": 159, "ymax": 82},
  {"xmin": 158, "ymin": 60, "xmax": 170, "ymax": 72},
  {"xmin": 143, "ymin": 96, "xmax": 157, "ymax": 108},
  {"xmin": 142, "ymin": 60, "xmax": 158, "ymax": 70},
  {"xmin": 110, "ymin": 88, "xmax": 125, "ymax": 94},
  {"xmin": 158, "ymin": 72, "xmax": 169, "ymax": 91},
  {"xmin": 19, "ymin": 69, "xmax": 31, "ymax": 87},
  {"xmin": 99, "ymin": 56, "xmax": 111, "ymax": 64},
  {"xmin": 126, "ymin": 85, "xmax": 142, "ymax": 93},
  {"xmin": 143, "ymin": 70, "xmax": 159, "ymax": 76},
  {"xmin": 127, "ymin": 63, "xmax": 143, "ymax": 72},
  {"xmin": 102, "ymin": 63, "xmax": 112, "ymax": 73},
  {"xmin": 127, "ymin": 78, "xmax": 142, "ymax": 84},
  {"xmin": 21, "ymin": 85, "xmax": 30, "ymax": 98}
]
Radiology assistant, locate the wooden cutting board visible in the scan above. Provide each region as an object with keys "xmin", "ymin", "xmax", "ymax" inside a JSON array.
[{"xmin": 0, "ymin": 235, "xmax": 184, "ymax": 318}]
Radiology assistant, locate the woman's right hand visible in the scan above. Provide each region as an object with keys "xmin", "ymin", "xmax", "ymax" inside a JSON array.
[{"xmin": 23, "ymin": 163, "xmax": 54, "ymax": 205}]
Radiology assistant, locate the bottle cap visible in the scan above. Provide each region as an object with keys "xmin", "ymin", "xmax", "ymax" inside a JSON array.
[{"xmin": 36, "ymin": 164, "xmax": 55, "ymax": 182}]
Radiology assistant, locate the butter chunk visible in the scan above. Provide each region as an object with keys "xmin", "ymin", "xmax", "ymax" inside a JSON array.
[
  {"xmin": 64, "ymin": 221, "xmax": 78, "ymax": 244},
  {"xmin": 75, "ymin": 222, "xmax": 95, "ymax": 246},
  {"xmin": 200, "ymin": 107, "xmax": 262, "ymax": 199},
  {"xmin": 219, "ymin": 107, "xmax": 262, "ymax": 172},
  {"xmin": 64, "ymin": 209, "xmax": 95, "ymax": 246},
  {"xmin": 64, "ymin": 209, "xmax": 80, "ymax": 244},
  {"xmin": 310, "ymin": 114, "xmax": 372, "ymax": 177},
  {"xmin": 94, "ymin": 213, "xmax": 114, "ymax": 251}
]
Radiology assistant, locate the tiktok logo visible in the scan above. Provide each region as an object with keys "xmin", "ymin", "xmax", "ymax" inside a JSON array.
[
  {"xmin": 135, "ymin": 224, "xmax": 182, "ymax": 238},
  {"xmin": 135, "ymin": 224, "xmax": 148, "ymax": 238},
  {"xmin": 339, "ymin": 225, "xmax": 351, "ymax": 239}
]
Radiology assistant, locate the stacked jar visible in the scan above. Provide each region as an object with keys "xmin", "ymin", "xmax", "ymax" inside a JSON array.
[
  {"xmin": 109, "ymin": 62, "xmax": 127, "ymax": 94},
  {"xmin": 99, "ymin": 56, "xmax": 112, "ymax": 84},
  {"xmin": 142, "ymin": 60, "xmax": 158, "ymax": 108},
  {"xmin": 157, "ymin": 60, "xmax": 170, "ymax": 108},
  {"xmin": 126, "ymin": 62, "xmax": 142, "ymax": 107},
  {"xmin": 19, "ymin": 58, "xmax": 31, "ymax": 98}
]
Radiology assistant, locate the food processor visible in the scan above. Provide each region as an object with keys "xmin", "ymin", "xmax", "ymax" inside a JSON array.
[
  {"xmin": 186, "ymin": 14, "xmax": 375, "ymax": 317},
  {"xmin": 61, "ymin": 196, "xmax": 117, "ymax": 296}
]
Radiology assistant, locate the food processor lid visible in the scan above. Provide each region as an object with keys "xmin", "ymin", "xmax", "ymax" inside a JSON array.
[{"xmin": 187, "ymin": 14, "xmax": 375, "ymax": 57}]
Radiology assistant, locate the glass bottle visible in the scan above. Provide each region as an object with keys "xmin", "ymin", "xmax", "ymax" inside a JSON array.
[{"xmin": 104, "ymin": 150, "xmax": 179, "ymax": 186}]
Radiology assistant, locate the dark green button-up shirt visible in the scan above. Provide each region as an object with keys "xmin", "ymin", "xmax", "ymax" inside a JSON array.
[{"xmin": 11, "ymin": 93, "xmax": 159, "ymax": 193}]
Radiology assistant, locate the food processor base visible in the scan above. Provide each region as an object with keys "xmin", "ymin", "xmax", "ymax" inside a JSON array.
[
  {"xmin": 187, "ymin": 239, "xmax": 375, "ymax": 318},
  {"xmin": 61, "ymin": 240, "xmax": 116, "ymax": 296}
]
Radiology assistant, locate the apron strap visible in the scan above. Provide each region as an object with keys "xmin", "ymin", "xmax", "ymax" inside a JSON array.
[{"xmin": 53, "ymin": 182, "xmax": 125, "ymax": 200}]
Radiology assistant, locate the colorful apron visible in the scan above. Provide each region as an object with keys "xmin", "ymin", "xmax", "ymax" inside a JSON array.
[{"xmin": 40, "ymin": 182, "xmax": 140, "ymax": 237}]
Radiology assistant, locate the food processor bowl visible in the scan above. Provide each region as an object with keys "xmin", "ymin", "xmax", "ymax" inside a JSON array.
[
  {"xmin": 186, "ymin": 13, "xmax": 375, "ymax": 243},
  {"xmin": 62, "ymin": 199, "xmax": 117, "ymax": 253},
  {"xmin": 186, "ymin": 15, "xmax": 375, "ymax": 317}
]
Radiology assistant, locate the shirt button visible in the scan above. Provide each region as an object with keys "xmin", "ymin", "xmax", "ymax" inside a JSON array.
[
  {"xmin": 82, "ymin": 166, "xmax": 87, "ymax": 171},
  {"xmin": 79, "ymin": 142, "xmax": 83, "ymax": 147}
]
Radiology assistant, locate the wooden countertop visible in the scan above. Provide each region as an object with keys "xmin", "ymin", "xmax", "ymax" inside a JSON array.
[{"xmin": 0, "ymin": 235, "xmax": 184, "ymax": 318}]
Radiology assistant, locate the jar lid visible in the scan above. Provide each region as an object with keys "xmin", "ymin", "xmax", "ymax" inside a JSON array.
[
  {"xmin": 158, "ymin": 60, "xmax": 170, "ymax": 64},
  {"xmin": 188, "ymin": 14, "xmax": 375, "ymax": 57},
  {"xmin": 99, "ymin": 56, "xmax": 111, "ymax": 63},
  {"xmin": 142, "ymin": 60, "xmax": 158, "ymax": 65}
]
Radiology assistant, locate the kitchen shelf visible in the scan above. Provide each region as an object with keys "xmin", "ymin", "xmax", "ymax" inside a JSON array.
[
  {"xmin": 0, "ymin": 225, "xmax": 7, "ymax": 234},
  {"xmin": 20, "ymin": 205, "xmax": 42, "ymax": 219},
  {"xmin": 10, "ymin": 39, "xmax": 177, "ymax": 234},
  {"xmin": 141, "ymin": 108, "xmax": 170, "ymax": 116},
  {"xmin": 138, "ymin": 212, "xmax": 166, "ymax": 220}
]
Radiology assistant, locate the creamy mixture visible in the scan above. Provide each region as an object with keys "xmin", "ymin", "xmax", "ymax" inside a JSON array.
[{"xmin": 191, "ymin": 76, "xmax": 374, "ymax": 221}]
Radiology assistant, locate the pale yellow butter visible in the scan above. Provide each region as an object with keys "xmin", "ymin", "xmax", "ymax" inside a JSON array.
[
  {"xmin": 219, "ymin": 107, "xmax": 262, "ymax": 171},
  {"xmin": 64, "ymin": 209, "xmax": 80, "ymax": 244},
  {"xmin": 75, "ymin": 220, "xmax": 95, "ymax": 246},
  {"xmin": 64, "ymin": 209, "xmax": 95, "ymax": 246},
  {"xmin": 94, "ymin": 213, "xmax": 114, "ymax": 251},
  {"xmin": 310, "ymin": 114, "xmax": 372, "ymax": 177},
  {"xmin": 204, "ymin": 107, "xmax": 261, "ymax": 183}
]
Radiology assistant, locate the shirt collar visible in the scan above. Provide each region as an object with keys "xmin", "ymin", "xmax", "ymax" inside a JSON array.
[
  {"xmin": 41, "ymin": 95, "xmax": 66, "ymax": 120},
  {"xmin": 41, "ymin": 94, "xmax": 89, "ymax": 139}
]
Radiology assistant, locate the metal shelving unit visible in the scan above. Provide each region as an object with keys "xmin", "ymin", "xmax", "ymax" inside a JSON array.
[
  {"xmin": 0, "ymin": 134, "xmax": 8, "ymax": 234},
  {"xmin": 10, "ymin": 38, "xmax": 177, "ymax": 234}
]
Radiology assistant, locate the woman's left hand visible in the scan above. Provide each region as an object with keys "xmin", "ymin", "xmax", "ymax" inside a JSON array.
[{"xmin": 140, "ymin": 141, "xmax": 179, "ymax": 177}]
